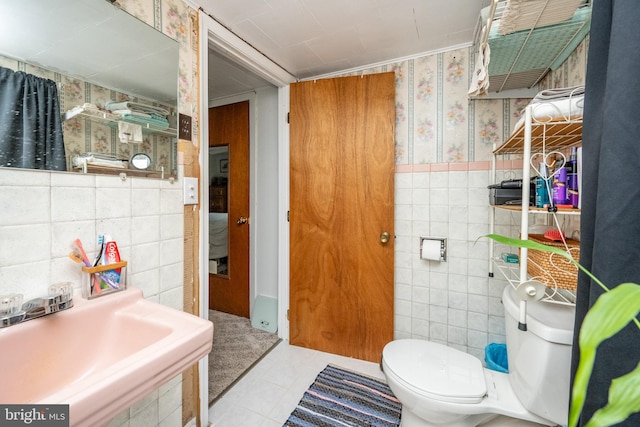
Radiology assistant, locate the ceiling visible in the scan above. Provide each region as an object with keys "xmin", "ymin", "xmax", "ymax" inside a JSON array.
[{"xmin": 199, "ymin": 0, "xmax": 489, "ymax": 99}]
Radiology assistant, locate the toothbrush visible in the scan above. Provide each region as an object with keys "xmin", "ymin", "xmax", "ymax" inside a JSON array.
[
  {"xmin": 69, "ymin": 251, "xmax": 119, "ymax": 292},
  {"xmin": 73, "ymin": 238, "xmax": 102, "ymax": 294},
  {"xmin": 69, "ymin": 250, "xmax": 118, "ymax": 289},
  {"xmin": 71, "ymin": 240, "xmax": 120, "ymax": 291},
  {"xmin": 69, "ymin": 250, "xmax": 101, "ymax": 295},
  {"xmin": 93, "ymin": 234, "xmax": 105, "ymax": 267},
  {"xmin": 74, "ymin": 239, "xmax": 91, "ymax": 267},
  {"xmin": 91, "ymin": 234, "xmax": 105, "ymax": 294}
]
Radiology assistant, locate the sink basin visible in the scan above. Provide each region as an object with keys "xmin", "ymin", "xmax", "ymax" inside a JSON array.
[{"xmin": 0, "ymin": 287, "xmax": 213, "ymax": 426}]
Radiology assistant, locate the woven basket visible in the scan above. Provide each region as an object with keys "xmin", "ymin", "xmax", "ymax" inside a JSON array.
[{"xmin": 525, "ymin": 234, "xmax": 580, "ymax": 291}]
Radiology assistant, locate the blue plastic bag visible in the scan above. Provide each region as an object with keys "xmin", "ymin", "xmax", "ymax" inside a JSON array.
[{"xmin": 485, "ymin": 343, "xmax": 509, "ymax": 373}]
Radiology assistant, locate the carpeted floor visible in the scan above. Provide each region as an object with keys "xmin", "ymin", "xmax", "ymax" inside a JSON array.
[
  {"xmin": 208, "ymin": 310, "xmax": 281, "ymax": 404},
  {"xmin": 284, "ymin": 364, "xmax": 402, "ymax": 426}
]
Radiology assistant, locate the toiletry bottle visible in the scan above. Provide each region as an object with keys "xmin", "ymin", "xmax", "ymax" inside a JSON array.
[
  {"xmin": 552, "ymin": 157, "xmax": 568, "ymax": 205},
  {"xmin": 535, "ymin": 162, "xmax": 550, "ymax": 208},
  {"xmin": 102, "ymin": 235, "xmax": 122, "ymax": 288},
  {"xmin": 567, "ymin": 147, "xmax": 579, "ymax": 207}
]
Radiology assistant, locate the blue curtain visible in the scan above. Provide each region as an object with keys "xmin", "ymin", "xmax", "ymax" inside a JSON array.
[
  {"xmin": 572, "ymin": 0, "xmax": 640, "ymax": 425},
  {"xmin": 0, "ymin": 66, "xmax": 66, "ymax": 171}
]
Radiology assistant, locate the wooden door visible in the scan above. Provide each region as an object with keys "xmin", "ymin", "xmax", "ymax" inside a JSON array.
[
  {"xmin": 208, "ymin": 101, "xmax": 250, "ymax": 318},
  {"xmin": 289, "ymin": 73, "xmax": 395, "ymax": 363}
]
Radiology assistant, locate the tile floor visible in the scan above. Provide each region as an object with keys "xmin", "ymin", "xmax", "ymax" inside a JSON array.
[{"xmin": 207, "ymin": 341, "xmax": 547, "ymax": 427}]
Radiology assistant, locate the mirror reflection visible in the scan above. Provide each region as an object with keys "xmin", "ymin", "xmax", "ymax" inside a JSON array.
[
  {"xmin": 130, "ymin": 153, "xmax": 152, "ymax": 170},
  {"xmin": 0, "ymin": 0, "xmax": 179, "ymax": 179},
  {"xmin": 209, "ymin": 146, "xmax": 229, "ymax": 276}
]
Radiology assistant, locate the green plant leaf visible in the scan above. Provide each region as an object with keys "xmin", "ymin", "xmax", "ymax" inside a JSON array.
[
  {"xmin": 570, "ymin": 283, "xmax": 640, "ymax": 427},
  {"xmin": 586, "ymin": 361, "xmax": 640, "ymax": 427},
  {"xmin": 483, "ymin": 233, "xmax": 570, "ymax": 257}
]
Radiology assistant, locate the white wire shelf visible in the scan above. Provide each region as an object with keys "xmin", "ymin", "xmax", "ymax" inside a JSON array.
[{"xmin": 491, "ymin": 257, "xmax": 577, "ymax": 306}]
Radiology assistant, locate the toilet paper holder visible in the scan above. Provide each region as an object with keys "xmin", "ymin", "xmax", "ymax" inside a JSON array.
[{"xmin": 420, "ymin": 236, "xmax": 447, "ymax": 262}]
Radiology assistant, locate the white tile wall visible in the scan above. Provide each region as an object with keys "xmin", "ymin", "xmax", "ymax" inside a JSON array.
[
  {"xmin": 394, "ymin": 169, "xmax": 511, "ymax": 360},
  {"xmin": 0, "ymin": 168, "xmax": 186, "ymax": 427}
]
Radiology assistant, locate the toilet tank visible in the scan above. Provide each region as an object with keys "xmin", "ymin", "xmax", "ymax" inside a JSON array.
[{"xmin": 502, "ymin": 285, "xmax": 575, "ymax": 426}]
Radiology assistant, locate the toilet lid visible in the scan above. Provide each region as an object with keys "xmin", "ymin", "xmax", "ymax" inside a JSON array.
[{"xmin": 383, "ymin": 339, "xmax": 486, "ymax": 404}]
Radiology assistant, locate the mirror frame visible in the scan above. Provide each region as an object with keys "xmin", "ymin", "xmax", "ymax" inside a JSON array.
[{"xmin": 130, "ymin": 153, "xmax": 153, "ymax": 170}]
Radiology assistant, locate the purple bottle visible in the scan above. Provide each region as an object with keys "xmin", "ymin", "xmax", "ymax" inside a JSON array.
[
  {"xmin": 552, "ymin": 166, "xmax": 568, "ymax": 205},
  {"xmin": 567, "ymin": 148, "xmax": 579, "ymax": 207}
]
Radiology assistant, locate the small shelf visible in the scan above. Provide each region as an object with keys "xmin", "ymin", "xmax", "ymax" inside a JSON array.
[
  {"xmin": 491, "ymin": 258, "xmax": 576, "ymax": 305},
  {"xmin": 491, "ymin": 205, "xmax": 581, "ymax": 215},
  {"xmin": 489, "ymin": 101, "xmax": 582, "ymax": 312},
  {"xmin": 494, "ymin": 118, "xmax": 582, "ymax": 155},
  {"xmin": 63, "ymin": 106, "xmax": 177, "ymax": 138},
  {"xmin": 72, "ymin": 165, "xmax": 165, "ymax": 179}
]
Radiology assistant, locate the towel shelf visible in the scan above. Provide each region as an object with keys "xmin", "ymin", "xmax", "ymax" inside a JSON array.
[
  {"xmin": 472, "ymin": 0, "xmax": 592, "ymax": 93},
  {"xmin": 63, "ymin": 106, "xmax": 176, "ymax": 138},
  {"xmin": 488, "ymin": 99, "xmax": 583, "ymax": 307}
]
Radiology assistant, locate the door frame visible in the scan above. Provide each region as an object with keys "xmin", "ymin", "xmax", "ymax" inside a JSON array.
[{"xmin": 198, "ymin": 10, "xmax": 295, "ymax": 422}]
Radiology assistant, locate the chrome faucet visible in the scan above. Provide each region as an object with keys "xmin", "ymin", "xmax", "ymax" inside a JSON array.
[{"xmin": 0, "ymin": 283, "xmax": 74, "ymax": 328}]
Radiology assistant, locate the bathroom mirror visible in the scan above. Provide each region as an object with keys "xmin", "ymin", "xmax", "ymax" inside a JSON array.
[
  {"xmin": 209, "ymin": 146, "xmax": 229, "ymax": 277},
  {"xmin": 0, "ymin": 0, "xmax": 179, "ymax": 178}
]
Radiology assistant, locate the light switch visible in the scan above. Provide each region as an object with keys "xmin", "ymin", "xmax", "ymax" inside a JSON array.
[{"xmin": 183, "ymin": 177, "xmax": 198, "ymax": 205}]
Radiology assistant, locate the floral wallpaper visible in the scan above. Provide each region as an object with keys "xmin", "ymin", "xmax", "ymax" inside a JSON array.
[
  {"xmin": 341, "ymin": 36, "xmax": 589, "ymax": 168},
  {"xmin": 0, "ymin": 0, "xmax": 198, "ymax": 175}
]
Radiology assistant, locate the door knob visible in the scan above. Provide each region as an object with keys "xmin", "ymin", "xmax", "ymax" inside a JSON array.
[
  {"xmin": 380, "ymin": 231, "xmax": 390, "ymax": 244},
  {"xmin": 236, "ymin": 216, "xmax": 248, "ymax": 225}
]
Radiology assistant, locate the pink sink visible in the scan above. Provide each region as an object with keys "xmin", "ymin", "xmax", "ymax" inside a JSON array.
[{"xmin": 0, "ymin": 288, "xmax": 213, "ymax": 426}]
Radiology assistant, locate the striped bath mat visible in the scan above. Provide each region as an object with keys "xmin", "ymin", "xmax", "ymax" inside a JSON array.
[{"xmin": 284, "ymin": 364, "xmax": 402, "ymax": 426}]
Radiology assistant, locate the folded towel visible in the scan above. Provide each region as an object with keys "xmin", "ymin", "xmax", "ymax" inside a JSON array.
[
  {"xmin": 105, "ymin": 100, "xmax": 169, "ymax": 117},
  {"xmin": 119, "ymin": 114, "xmax": 170, "ymax": 131},
  {"xmin": 118, "ymin": 121, "xmax": 143, "ymax": 143},
  {"xmin": 531, "ymin": 85, "xmax": 585, "ymax": 103},
  {"xmin": 499, "ymin": 0, "xmax": 583, "ymax": 36},
  {"xmin": 72, "ymin": 155, "xmax": 126, "ymax": 169},
  {"xmin": 468, "ymin": 26, "xmax": 491, "ymax": 97},
  {"xmin": 111, "ymin": 109, "xmax": 152, "ymax": 118}
]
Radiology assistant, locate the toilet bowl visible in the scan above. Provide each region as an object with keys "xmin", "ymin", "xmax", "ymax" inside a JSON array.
[{"xmin": 382, "ymin": 285, "xmax": 575, "ymax": 427}]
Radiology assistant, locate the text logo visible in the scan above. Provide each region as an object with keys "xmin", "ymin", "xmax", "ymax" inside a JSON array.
[{"xmin": 1, "ymin": 405, "xmax": 69, "ymax": 426}]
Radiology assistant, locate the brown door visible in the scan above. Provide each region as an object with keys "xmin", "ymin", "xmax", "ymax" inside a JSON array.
[
  {"xmin": 289, "ymin": 73, "xmax": 395, "ymax": 363},
  {"xmin": 208, "ymin": 101, "xmax": 250, "ymax": 318}
]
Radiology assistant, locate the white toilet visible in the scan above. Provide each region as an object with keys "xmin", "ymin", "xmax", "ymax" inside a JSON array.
[{"xmin": 382, "ymin": 285, "xmax": 575, "ymax": 427}]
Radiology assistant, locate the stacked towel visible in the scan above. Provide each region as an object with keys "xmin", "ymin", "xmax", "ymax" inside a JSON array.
[
  {"xmin": 105, "ymin": 100, "xmax": 170, "ymax": 132},
  {"xmin": 499, "ymin": 0, "xmax": 583, "ymax": 36},
  {"xmin": 511, "ymin": 85, "xmax": 585, "ymax": 132},
  {"xmin": 530, "ymin": 85, "xmax": 585, "ymax": 103},
  {"xmin": 105, "ymin": 101, "xmax": 169, "ymax": 117},
  {"xmin": 117, "ymin": 114, "xmax": 170, "ymax": 131}
]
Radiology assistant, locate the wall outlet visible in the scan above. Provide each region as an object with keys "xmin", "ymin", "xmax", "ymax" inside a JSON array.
[{"xmin": 183, "ymin": 177, "xmax": 198, "ymax": 205}]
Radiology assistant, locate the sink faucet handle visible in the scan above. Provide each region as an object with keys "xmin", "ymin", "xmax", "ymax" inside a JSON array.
[
  {"xmin": 0, "ymin": 293, "xmax": 23, "ymax": 316},
  {"xmin": 49, "ymin": 282, "xmax": 74, "ymax": 302}
]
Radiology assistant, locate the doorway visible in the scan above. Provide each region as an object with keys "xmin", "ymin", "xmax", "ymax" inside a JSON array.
[{"xmin": 198, "ymin": 10, "xmax": 296, "ymax": 421}]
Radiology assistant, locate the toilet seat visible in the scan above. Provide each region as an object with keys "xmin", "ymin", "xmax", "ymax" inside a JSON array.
[{"xmin": 383, "ymin": 339, "xmax": 487, "ymax": 404}]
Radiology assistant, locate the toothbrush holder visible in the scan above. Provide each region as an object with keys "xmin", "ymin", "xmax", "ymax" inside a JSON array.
[{"xmin": 82, "ymin": 261, "xmax": 127, "ymax": 299}]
